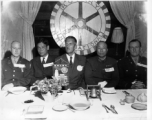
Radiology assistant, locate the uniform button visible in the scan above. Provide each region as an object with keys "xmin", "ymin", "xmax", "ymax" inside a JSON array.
[
  {"xmin": 13, "ymin": 70, "xmax": 15, "ymax": 72},
  {"xmin": 12, "ymin": 79, "xmax": 14, "ymax": 81},
  {"xmin": 13, "ymin": 75, "xmax": 15, "ymax": 77},
  {"xmin": 136, "ymin": 75, "xmax": 138, "ymax": 77}
]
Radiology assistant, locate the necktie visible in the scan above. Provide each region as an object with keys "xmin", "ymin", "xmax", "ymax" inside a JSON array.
[
  {"xmin": 70, "ymin": 57, "xmax": 72, "ymax": 67},
  {"xmin": 42, "ymin": 57, "xmax": 45, "ymax": 64}
]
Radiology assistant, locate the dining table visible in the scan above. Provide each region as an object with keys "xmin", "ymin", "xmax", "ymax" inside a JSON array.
[{"xmin": 0, "ymin": 89, "xmax": 147, "ymax": 120}]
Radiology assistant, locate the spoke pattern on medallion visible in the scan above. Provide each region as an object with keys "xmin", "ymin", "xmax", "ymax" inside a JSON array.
[
  {"xmin": 85, "ymin": 12, "xmax": 99, "ymax": 23},
  {"xmin": 62, "ymin": 11, "xmax": 76, "ymax": 22},
  {"xmin": 62, "ymin": 25, "xmax": 77, "ymax": 35},
  {"xmin": 85, "ymin": 25, "xmax": 99, "ymax": 36},
  {"xmin": 78, "ymin": 2, "xmax": 83, "ymax": 18}
]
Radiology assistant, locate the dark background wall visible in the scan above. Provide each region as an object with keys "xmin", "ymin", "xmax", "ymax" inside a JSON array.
[{"xmin": 33, "ymin": 1, "xmax": 127, "ymax": 60}]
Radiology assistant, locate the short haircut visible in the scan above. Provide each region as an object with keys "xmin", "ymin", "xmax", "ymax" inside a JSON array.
[
  {"xmin": 65, "ymin": 36, "xmax": 77, "ymax": 43},
  {"xmin": 129, "ymin": 39, "xmax": 141, "ymax": 47},
  {"xmin": 11, "ymin": 41, "xmax": 21, "ymax": 47},
  {"xmin": 96, "ymin": 41, "xmax": 108, "ymax": 48},
  {"xmin": 37, "ymin": 38, "xmax": 49, "ymax": 47}
]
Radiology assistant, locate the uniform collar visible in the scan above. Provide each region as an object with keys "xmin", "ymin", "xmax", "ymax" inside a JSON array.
[
  {"xmin": 98, "ymin": 56, "xmax": 107, "ymax": 62},
  {"xmin": 11, "ymin": 56, "xmax": 21, "ymax": 64}
]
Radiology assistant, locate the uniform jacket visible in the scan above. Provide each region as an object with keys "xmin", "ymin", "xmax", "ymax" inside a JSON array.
[
  {"xmin": 55, "ymin": 54, "xmax": 86, "ymax": 90},
  {"xmin": 85, "ymin": 56, "xmax": 119, "ymax": 88},
  {"xmin": 117, "ymin": 56, "xmax": 147, "ymax": 89},
  {"xmin": 1, "ymin": 56, "xmax": 31, "ymax": 88},
  {"xmin": 30, "ymin": 55, "xmax": 55, "ymax": 86}
]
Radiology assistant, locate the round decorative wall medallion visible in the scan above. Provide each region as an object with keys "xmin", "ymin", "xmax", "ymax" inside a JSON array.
[{"xmin": 50, "ymin": 1, "xmax": 111, "ymax": 55}]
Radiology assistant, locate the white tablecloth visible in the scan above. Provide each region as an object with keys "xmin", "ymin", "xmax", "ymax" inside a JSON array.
[{"xmin": 0, "ymin": 89, "xmax": 147, "ymax": 120}]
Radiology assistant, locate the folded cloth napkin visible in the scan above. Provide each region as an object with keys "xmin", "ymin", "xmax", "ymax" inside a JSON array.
[
  {"xmin": 102, "ymin": 87, "xmax": 116, "ymax": 94},
  {"xmin": 26, "ymin": 105, "xmax": 44, "ymax": 114},
  {"xmin": 98, "ymin": 81, "xmax": 107, "ymax": 88}
]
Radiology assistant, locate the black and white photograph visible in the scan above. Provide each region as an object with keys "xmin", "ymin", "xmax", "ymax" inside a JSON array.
[{"xmin": 1, "ymin": 0, "xmax": 151, "ymax": 120}]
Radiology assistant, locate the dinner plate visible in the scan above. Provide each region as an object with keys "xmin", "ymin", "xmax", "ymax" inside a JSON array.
[
  {"xmin": 52, "ymin": 104, "xmax": 68, "ymax": 112},
  {"xmin": 8, "ymin": 86, "xmax": 27, "ymax": 95},
  {"xmin": 102, "ymin": 87, "xmax": 116, "ymax": 94},
  {"xmin": 69, "ymin": 100, "xmax": 91, "ymax": 111},
  {"xmin": 131, "ymin": 103, "xmax": 147, "ymax": 110}
]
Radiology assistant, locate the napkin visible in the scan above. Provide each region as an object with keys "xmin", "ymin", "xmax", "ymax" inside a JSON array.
[
  {"xmin": 26, "ymin": 105, "xmax": 44, "ymax": 114},
  {"xmin": 24, "ymin": 105, "xmax": 47, "ymax": 119},
  {"xmin": 102, "ymin": 87, "xmax": 116, "ymax": 94},
  {"xmin": 98, "ymin": 81, "xmax": 107, "ymax": 88}
]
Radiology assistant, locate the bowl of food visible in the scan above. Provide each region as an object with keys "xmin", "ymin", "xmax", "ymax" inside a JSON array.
[
  {"xmin": 8, "ymin": 86, "xmax": 27, "ymax": 95},
  {"xmin": 69, "ymin": 99, "xmax": 91, "ymax": 111}
]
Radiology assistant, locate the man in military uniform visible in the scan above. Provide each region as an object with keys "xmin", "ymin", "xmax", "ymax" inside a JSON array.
[
  {"xmin": 85, "ymin": 41, "xmax": 119, "ymax": 88},
  {"xmin": 55, "ymin": 36, "xmax": 86, "ymax": 90},
  {"xmin": 2, "ymin": 41, "xmax": 31, "ymax": 90},
  {"xmin": 30, "ymin": 38, "xmax": 55, "ymax": 86},
  {"xmin": 117, "ymin": 39, "xmax": 147, "ymax": 89}
]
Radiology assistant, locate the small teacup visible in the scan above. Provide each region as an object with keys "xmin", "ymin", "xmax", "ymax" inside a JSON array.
[{"xmin": 125, "ymin": 95, "xmax": 135, "ymax": 103}]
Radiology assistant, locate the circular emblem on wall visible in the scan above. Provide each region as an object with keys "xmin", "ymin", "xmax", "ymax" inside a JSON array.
[
  {"xmin": 61, "ymin": 67, "xmax": 68, "ymax": 74},
  {"xmin": 50, "ymin": 1, "xmax": 111, "ymax": 55}
]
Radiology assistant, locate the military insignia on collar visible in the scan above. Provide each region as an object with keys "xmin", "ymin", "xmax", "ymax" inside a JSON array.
[{"xmin": 106, "ymin": 64, "xmax": 112, "ymax": 67}]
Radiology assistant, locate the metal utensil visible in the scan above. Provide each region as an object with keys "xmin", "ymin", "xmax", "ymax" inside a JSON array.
[
  {"xmin": 102, "ymin": 104, "xmax": 111, "ymax": 111},
  {"xmin": 84, "ymin": 91, "xmax": 89, "ymax": 101},
  {"xmin": 5, "ymin": 91, "xmax": 12, "ymax": 97},
  {"xmin": 102, "ymin": 104, "xmax": 109, "ymax": 113},
  {"xmin": 110, "ymin": 105, "xmax": 118, "ymax": 114},
  {"xmin": 62, "ymin": 103, "xmax": 75, "ymax": 112},
  {"xmin": 102, "ymin": 104, "xmax": 118, "ymax": 114},
  {"xmin": 122, "ymin": 91, "xmax": 131, "ymax": 95},
  {"xmin": 98, "ymin": 92, "xmax": 102, "ymax": 101}
]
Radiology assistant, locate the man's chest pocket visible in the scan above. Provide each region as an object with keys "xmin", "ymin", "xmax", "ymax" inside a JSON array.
[
  {"xmin": 92, "ymin": 68, "xmax": 102, "ymax": 77},
  {"xmin": 4, "ymin": 69, "xmax": 9, "ymax": 75}
]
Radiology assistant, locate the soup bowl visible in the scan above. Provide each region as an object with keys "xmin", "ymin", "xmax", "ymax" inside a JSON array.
[{"xmin": 69, "ymin": 99, "xmax": 91, "ymax": 111}]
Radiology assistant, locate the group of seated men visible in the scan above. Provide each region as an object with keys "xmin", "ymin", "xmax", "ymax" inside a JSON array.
[{"xmin": 1, "ymin": 36, "xmax": 147, "ymax": 91}]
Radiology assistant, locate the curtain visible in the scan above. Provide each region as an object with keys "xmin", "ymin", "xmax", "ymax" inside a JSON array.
[
  {"xmin": 20, "ymin": 1, "xmax": 42, "ymax": 61},
  {"xmin": 1, "ymin": 1, "xmax": 24, "ymax": 59},
  {"xmin": 109, "ymin": 1, "xmax": 136, "ymax": 53},
  {"xmin": 134, "ymin": 14, "xmax": 147, "ymax": 57}
]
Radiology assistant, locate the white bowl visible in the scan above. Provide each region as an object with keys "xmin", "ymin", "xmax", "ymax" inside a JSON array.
[
  {"xmin": 69, "ymin": 100, "xmax": 91, "ymax": 111},
  {"xmin": 8, "ymin": 86, "xmax": 27, "ymax": 95}
]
